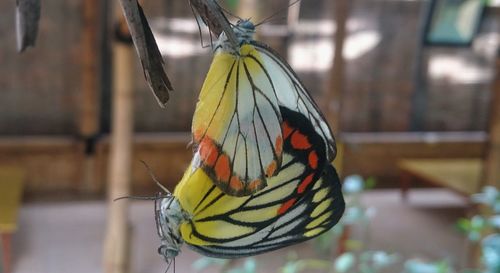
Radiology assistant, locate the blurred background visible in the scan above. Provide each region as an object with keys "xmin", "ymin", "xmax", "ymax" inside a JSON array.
[{"xmin": 0, "ymin": 0, "xmax": 499, "ymax": 273}]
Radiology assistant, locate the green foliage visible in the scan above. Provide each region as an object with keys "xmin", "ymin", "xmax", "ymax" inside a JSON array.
[
  {"xmin": 226, "ymin": 259, "xmax": 257, "ymax": 273},
  {"xmin": 192, "ymin": 257, "xmax": 228, "ymax": 271},
  {"xmin": 280, "ymin": 258, "xmax": 331, "ymax": 273},
  {"xmin": 403, "ymin": 259, "xmax": 451, "ymax": 273}
]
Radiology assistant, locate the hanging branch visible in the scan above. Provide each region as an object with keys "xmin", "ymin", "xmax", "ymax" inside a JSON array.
[
  {"xmin": 16, "ymin": 0, "xmax": 41, "ymax": 52},
  {"xmin": 116, "ymin": 0, "xmax": 173, "ymax": 107},
  {"xmin": 189, "ymin": 0, "xmax": 238, "ymax": 49}
]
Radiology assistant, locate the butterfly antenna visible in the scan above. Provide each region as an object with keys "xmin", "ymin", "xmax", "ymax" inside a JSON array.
[
  {"xmin": 166, "ymin": 195, "xmax": 175, "ymax": 209},
  {"xmin": 257, "ymin": 15, "xmax": 287, "ymax": 27},
  {"xmin": 139, "ymin": 160, "xmax": 171, "ymax": 194},
  {"xmin": 113, "ymin": 195, "xmax": 161, "ymax": 202},
  {"xmin": 164, "ymin": 258, "xmax": 173, "ymax": 273},
  {"xmin": 255, "ymin": 0, "xmax": 302, "ymax": 27}
]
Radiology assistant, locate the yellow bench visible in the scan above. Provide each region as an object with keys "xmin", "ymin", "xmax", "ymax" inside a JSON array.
[
  {"xmin": 0, "ymin": 167, "xmax": 25, "ymax": 273},
  {"xmin": 398, "ymin": 159, "xmax": 483, "ymax": 199}
]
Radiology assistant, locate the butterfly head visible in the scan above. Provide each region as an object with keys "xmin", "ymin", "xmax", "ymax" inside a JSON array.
[
  {"xmin": 217, "ymin": 19, "xmax": 255, "ymax": 54},
  {"xmin": 234, "ymin": 19, "xmax": 255, "ymax": 42},
  {"xmin": 155, "ymin": 195, "xmax": 184, "ymax": 263}
]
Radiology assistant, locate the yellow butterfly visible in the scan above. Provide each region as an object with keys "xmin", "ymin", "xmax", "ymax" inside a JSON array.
[
  {"xmin": 156, "ymin": 106, "xmax": 344, "ymax": 262},
  {"xmin": 191, "ymin": 20, "xmax": 336, "ymax": 196}
]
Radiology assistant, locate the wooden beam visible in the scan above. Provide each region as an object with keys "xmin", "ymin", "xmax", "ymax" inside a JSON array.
[
  {"xmin": 342, "ymin": 132, "xmax": 486, "ymax": 186},
  {"xmin": 0, "ymin": 131, "xmax": 487, "ymax": 199}
]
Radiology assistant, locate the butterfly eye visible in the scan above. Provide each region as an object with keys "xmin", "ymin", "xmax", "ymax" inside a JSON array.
[
  {"xmin": 240, "ymin": 20, "xmax": 255, "ymax": 31},
  {"xmin": 158, "ymin": 245, "xmax": 181, "ymax": 261},
  {"xmin": 158, "ymin": 245, "xmax": 167, "ymax": 255}
]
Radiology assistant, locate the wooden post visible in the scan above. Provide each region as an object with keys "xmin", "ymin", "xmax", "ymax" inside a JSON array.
[
  {"xmin": 80, "ymin": 0, "xmax": 101, "ymax": 193},
  {"xmin": 324, "ymin": 0, "xmax": 350, "ymax": 135},
  {"xmin": 469, "ymin": 50, "xmax": 500, "ymax": 268},
  {"xmin": 1, "ymin": 234, "xmax": 12, "ymax": 273},
  {"xmin": 482, "ymin": 52, "xmax": 500, "ymax": 189},
  {"xmin": 324, "ymin": 0, "xmax": 350, "ymax": 176},
  {"xmin": 102, "ymin": 10, "xmax": 134, "ymax": 273},
  {"xmin": 409, "ymin": 1, "xmax": 432, "ymax": 131},
  {"xmin": 321, "ymin": 0, "xmax": 351, "ymax": 255},
  {"xmin": 81, "ymin": 0, "xmax": 100, "ymax": 138}
]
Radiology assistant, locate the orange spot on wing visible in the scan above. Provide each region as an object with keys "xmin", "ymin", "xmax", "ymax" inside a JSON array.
[
  {"xmin": 298, "ymin": 173, "xmax": 314, "ymax": 193},
  {"xmin": 275, "ymin": 136, "xmax": 283, "ymax": 155},
  {"xmin": 199, "ymin": 138, "xmax": 218, "ymax": 167},
  {"xmin": 291, "ymin": 131, "xmax": 311, "ymax": 150},
  {"xmin": 229, "ymin": 176, "xmax": 243, "ymax": 191},
  {"xmin": 308, "ymin": 151, "xmax": 318, "ymax": 169},
  {"xmin": 215, "ymin": 154, "xmax": 231, "ymax": 182},
  {"xmin": 266, "ymin": 160, "xmax": 277, "ymax": 177},
  {"xmin": 282, "ymin": 122, "xmax": 294, "ymax": 139},
  {"xmin": 278, "ymin": 198, "xmax": 296, "ymax": 215},
  {"xmin": 247, "ymin": 179, "xmax": 262, "ymax": 192},
  {"xmin": 193, "ymin": 128, "xmax": 204, "ymax": 142}
]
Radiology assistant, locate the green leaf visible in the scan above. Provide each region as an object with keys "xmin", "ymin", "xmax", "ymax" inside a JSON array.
[
  {"xmin": 365, "ymin": 177, "xmax": 377, "ymax": 189},
  {"xmin": 436, "ymin": 260, "xmax": 449, "ymax": 273},
  {"xmin": 456, "ymin": 218, "xmax": 471, "ymax": 232}
]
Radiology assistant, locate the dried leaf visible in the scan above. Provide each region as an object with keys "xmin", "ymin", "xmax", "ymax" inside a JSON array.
[
  {"xmin": 117, "ymin": 0, "xmax": 173, "ymax": 107},
  {"xmin": 16, "ymin": 0, "xmax": 41, "ymax": 52}
]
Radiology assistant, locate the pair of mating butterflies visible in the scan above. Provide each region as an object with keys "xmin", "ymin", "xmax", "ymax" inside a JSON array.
[{"xmin": 155, "ymin": 19, "xmax": 345, "ymax": 263}]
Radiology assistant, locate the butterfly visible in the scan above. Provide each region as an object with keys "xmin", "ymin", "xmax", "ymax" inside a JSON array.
[
  {"xmin": 191, "ymin": 19, "xmax": 336, "ymax": 197},
  {"xmin": 156, "ymin": 106, "xmax": 344, "ymax": 262}
]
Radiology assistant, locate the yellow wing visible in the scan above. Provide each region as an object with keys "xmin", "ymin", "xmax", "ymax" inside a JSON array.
[{"xmin": 192, "ymin": 44, "xmax": 283, "ymax": 196}]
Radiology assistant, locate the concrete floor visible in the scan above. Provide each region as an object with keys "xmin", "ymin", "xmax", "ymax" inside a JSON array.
[{"xmin": 11, "ymin": 189, "xmax": 470, "ymax": 273}]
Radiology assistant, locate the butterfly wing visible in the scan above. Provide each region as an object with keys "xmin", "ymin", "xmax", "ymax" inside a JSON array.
[
  {"xmin": 192, "ymin": 44, "xmax": 283, "ymax": 196},
  {"xmin": 186, "ymin": 164, "xmax": 343, "ymax": 257},
  {"xmin": 252, "ymin": 42, "xmax": 337, "ymax": 162},
  {"xmin": 176, "ymin": 107, "xmax": 344, "ymax": 258}
]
